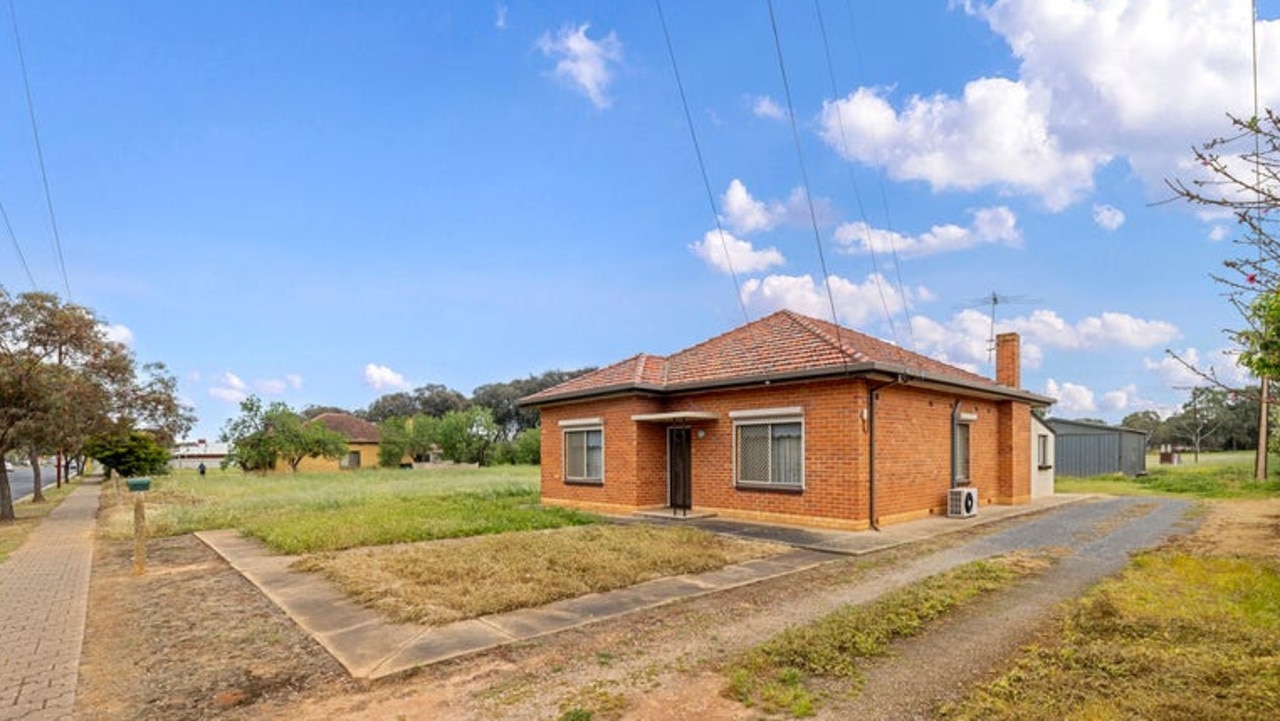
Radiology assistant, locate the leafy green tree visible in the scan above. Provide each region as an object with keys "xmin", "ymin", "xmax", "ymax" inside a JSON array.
[
  {"xmin": 219, "ymin": 397, "xmax": 347, "ymax": 473},
  {"xmin": 377, "ymin": 417, "xmax": 410, "ymax": 468},
  {"xmin": 437, "ymin": 407, "xmax": 499, "ymax": 465},
  {"xmin": 472, "ymin": 367, "xmax": 597, "ymax": 439},
  {"xmin": 274, "ymin": 411, "xmax": 348, "ymax": 473},
  {"xmin": 511, "ymin": 427, "xmax": 541, "ymax": 464},
  {"xmin": 301, "ymin": 404, "xmax": 351, "ymax": 420},
  {"xmin": 0, "ymin": 290, "xmax": 190, "ymax": 520},
  {"xmin": 219, "ymin": 396, "xmax": 278, "ymax": 472},
  {"xmin": 364, "ymin": 392, "xmax": 418, "ymax": 424},
  {"xmin": 84, "ymin": 430, "xmax": 169, "ymax": 478}
]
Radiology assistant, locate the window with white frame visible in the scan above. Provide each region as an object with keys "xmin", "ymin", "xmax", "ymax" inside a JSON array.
[
  {"xmin": 732, "ymin": 410, "xmax": 804, "ymax": 488},
  {"xmin": 563, "ymin": 426, "xmax": 603, "ymax": 483}
]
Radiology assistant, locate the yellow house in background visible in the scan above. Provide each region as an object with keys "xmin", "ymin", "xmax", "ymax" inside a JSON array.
[{"xmin": 294, "ymin": 412, "xmax": 382, "ymax": 472}]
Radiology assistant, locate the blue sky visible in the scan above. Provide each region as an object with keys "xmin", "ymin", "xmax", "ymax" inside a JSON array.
[{"xmin": 1, "ymin": 0, "xmax": 1278, "ymax": 441}]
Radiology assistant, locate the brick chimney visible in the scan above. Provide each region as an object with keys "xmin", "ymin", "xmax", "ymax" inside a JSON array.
[{"xmin": 995, "ymin": 333, "xmax": 1020, "ymax": 389}]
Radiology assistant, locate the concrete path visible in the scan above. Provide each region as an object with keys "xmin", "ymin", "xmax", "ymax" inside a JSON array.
[
  {"xmin": 197, "ymin": 494, "xmax": 1089, "ymax": 681},
  {"xmin": 0, "ymin": 482, "xmax": 99, "ymax": 721}
]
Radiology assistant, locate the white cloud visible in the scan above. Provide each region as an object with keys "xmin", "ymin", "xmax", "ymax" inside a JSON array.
[
  {"xmin": 720, "ymin": 179, "xmax": 834, "ymax": 235},
  {"xmin": 835, "ymin": 206, "xmax": 1020, "ymax": 258},
  {"xmin": 819, "ymin": 1, "xmax": 1280, "ymax": 209},
  {"xmin": 740, "ymin": 272, "xmax": 916, "ymax": 328},
  {"xmin": 364, "ymin": 363, "xmax": 411, "ymax": 391},
  {"xmin": 285, "ymin": 374, "xmax": 303, "ymax": 389},
  {"xmin": 209, "ymin": 372, "xmax": 248, "ymax": 403},
  {"xmin": 1092, "ymin": 203, "xmax": 1125, "ymax": 230},
  {"xmin": 1145, "ymin": 347, "xmax": 1254, "ymax": 388},
  {"xmin": 1044, "ymin": 378, "xmax": 1096, "ymax": 414},
  {"xmin": 722, "ymin": 179, "xmax": 776, "ymax": 234},
  {"xmin": 1209, "ymin": 225, "xmax": 1230, "ymax": 242},
  {"xmin": 819, "ymin": 82, "xmax": 1102, "ymax": 210},
  {"xmin": 690, "ymin": 230, "xmax": 785, "ymax": 274},
  {"xmin": 537, "ymin": 23, "xmax": 622, "ymax": 109},
  {"xmin": 100, "ymin": 323, "xmax": 133, "ymax": 346},
  {"xmin": 1005, "ymin": 309, "xmax": 1178, "ymax": 349},
  {"xmin": 751, "ymin": 94, "xmax": 785, "ymax": 120},
  {"xmin": 256, "ymin": 379, "xmax": 286, "ymax": 395},
  {"xmin": 495, "ymin": 4, "xmax": 507, "ymax": 29},
  {"xmin": 1101, "ymin": 384, "xmax": 1140, "ymax": 412}
]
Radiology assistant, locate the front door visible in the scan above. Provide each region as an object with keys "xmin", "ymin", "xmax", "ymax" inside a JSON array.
[{"xmin": 668, "ymin": 427, "xmax": 692, "ymax": 510}]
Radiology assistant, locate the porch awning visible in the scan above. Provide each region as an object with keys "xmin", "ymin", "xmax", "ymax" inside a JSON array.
[{"xmin": 630, "ymin": 411, "xmax": 719, "ymax": 423}]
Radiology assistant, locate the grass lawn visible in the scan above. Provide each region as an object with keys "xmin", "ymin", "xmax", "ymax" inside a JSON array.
[
  {"xmin": 1057, "ymin": 451, "xmax": 1280, "ymax": 499},
  {"xmin": 297, "ymin": 524, "xmax": 785, "ymax": 625},
  {"xmin": 941, "ymin": 552, "xmax": 1280, "ymax": 720},
  {"xmin": 0, "ymin": 481, "xmax": 77, "ymax": 563},
  {"xmin": 98, "ymin": 465, "xmax": 596, "ymax": 554}
]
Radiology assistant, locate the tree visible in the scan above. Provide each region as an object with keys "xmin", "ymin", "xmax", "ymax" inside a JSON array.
[
  {"xmin": 219, "ymin": 396, "xmax": 278, "ymax": 472},
  {"xmin": 413, "ymin": 384, "xmax": 468, "ymax": 418},
  {"xmin": 376, "ymin": 414, "xmax": 440, "ymax": 468},
  {"xmin": 300, "ymin": 404, "xmax": 350, "ymax": 420},
  {"xmin": 1169, "ymin": 110, "xmax": 1280, "ymax": 476},
  {"xmin": 218, "ymin": 396, "xmax": 346, "ymax": 473},
  {"xmin": 436, "ymin": 407, "xmax": 499, "ymax": 465},
  {"xmin": 272, "ymin": 411, "xmax": 348, "ymax": 473},
  {"xmin": 472, "ymin": 367, "xmax": 596, "ymax": 439},
  {"xmin": 364, "ymin": 392, "xmax": 418, "ymax": 424},
  {"xmin": 84, "ymin": 430, "xmax": 169, "ymax": 479},
  {"xmin": 0, "ymin": 290, "xmax": 190, "ymax": 520}
]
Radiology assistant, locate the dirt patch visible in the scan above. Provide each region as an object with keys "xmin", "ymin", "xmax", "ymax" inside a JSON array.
[
  {"xmin": 75, "ymin": 533, "xmax": 356, "ymax": 720},
  {"xmin": 1171, "ymin": 498, "xmax": 1280, "ymax": 558}
]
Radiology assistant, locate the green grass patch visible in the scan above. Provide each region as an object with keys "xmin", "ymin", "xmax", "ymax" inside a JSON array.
[
  {"xmin": 296, "ymin": 524, "xmax": 785, "ymax": 625},
  {"xmin": 0, "ymin": 481, "xmax": 78, "ymax": 563},
  {"xmin": 98, "ymin": 465, "xmax": 597, "ymax": 554},
  {"xmin": 1058, "ymin": 453, "xmax": 1280, "ymax": 499},
  {"xmin": 941, "ymin": 552, "xmax": 1280, "ymax": 720},
  {"xmin": 727, "ymin": 555, "xmax": 1047, "ymax": 717}
]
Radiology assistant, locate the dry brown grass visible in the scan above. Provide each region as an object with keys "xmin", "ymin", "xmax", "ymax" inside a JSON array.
[{"xmin": 295, "ymin": 524, "xmax": 785, "ymax": 625}]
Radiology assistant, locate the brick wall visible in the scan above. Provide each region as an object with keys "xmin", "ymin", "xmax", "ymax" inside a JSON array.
[{"xmin": 536, "ymin": 376, "xmax": 1032, "ymax": 527}]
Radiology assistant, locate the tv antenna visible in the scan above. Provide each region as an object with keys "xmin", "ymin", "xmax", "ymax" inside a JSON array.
[{"xmin": 957, "ymin": 291, "xmax": 1038, "ymax": 361}]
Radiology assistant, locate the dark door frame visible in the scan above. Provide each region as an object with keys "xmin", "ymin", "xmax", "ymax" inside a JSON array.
[{"xmin": 668, "ymin": 426, "xmax": 692, "ymax": 512}]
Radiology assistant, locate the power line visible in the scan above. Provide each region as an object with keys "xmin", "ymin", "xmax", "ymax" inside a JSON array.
[
  {"xmin": 654, "ymin": 0, "xmax": 750, "ymax": 325},
  {"xmin": 9, "ymin": 0, "xmax": 70, "ymax": 299},
  {"xmin": 765, "ymin": 0, "xmax": 846, "ymax": 358},
  {"xmin": 0, "ymin": 190, "xmax": 37, "ymax": 290},
  {"xmin": 841, "ymin": 0, "xmax": 918, "ymax": 354},
  {"xmin": 813, "ymin": 0, "xmax": 900, "ymax": 348}
]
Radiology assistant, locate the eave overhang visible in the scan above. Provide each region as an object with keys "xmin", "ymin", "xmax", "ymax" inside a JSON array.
[{"xmin": 519, "ymin": 361, "xmax": 1055, "ymax": 409}]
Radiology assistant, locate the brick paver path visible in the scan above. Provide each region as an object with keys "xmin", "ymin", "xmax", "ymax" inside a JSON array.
[{"xmin": 0, "ymin": 483, "xmax": 99, "ymax": 721}]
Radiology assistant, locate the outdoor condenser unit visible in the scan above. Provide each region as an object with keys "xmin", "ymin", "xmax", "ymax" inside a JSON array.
[{"xmin": 948, "ymin": 487, "xmax": 978, "ymax": 519}]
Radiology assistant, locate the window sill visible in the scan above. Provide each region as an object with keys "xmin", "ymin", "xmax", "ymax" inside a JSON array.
[
  {"xmin": 564, "ymin": 478, "xmax": 603, "ymax": 486},
  {"xmin": 954, "ymin": 478, "xmax": 973, "ymax": 487},
  {"xmin": 735, "ymin": 481, "xmax": 804, "ymax": 493},
  {"xmin": 1038, "ymin": 465, "xmax": 1053, "ymax": 471}
]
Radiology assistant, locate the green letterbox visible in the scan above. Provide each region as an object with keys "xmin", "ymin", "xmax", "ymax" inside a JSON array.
[{"xmin": 125, "ymin": 477, "xmax": 152, "ymax": 492}]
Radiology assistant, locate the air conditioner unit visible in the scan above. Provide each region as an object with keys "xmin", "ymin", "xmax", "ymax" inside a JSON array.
[{"xmin": 948, "ymin": 487, "xmax": 978, "ymax": 519}]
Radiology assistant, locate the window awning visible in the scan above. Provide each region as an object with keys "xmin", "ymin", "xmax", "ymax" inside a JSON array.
[{"xmin": 631, "ymin": 411, "xmax": 719, "ymax": 423}]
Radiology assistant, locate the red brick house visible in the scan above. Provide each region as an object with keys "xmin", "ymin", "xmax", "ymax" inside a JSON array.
[{"xmin": 520, "ymin": 310, "xmax": 1053, "ymax": 530}]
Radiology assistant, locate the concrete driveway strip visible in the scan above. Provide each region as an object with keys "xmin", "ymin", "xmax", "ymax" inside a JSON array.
[{"xmin": 0, "ymin": 482, "xmax": 100, "ymax": 721}]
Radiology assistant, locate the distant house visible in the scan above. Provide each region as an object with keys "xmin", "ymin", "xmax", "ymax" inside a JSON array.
[
  {"xmin": 294, "ymin": 412, "xmax": 382, "ymax": 471},
  {"xmin": 170, "ymin": 439, "xmax": 230, "ymax": 470},
  {"xmin": 520, "ymin": 310, "xmax": 1055, "ymax": 529},
  {"xmin": 1044, "ymin": 418, "xmax": 1147, "ymax": 477}
]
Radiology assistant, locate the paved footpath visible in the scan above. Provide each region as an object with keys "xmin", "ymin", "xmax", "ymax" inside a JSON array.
[{"xmin": 0, "ymin": 482, "xmax": 99, "ymax": 721}]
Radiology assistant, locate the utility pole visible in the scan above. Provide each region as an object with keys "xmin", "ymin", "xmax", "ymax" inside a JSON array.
[{"xmin": 1256, "ymin": 378, "xmax": 1269, "ymax": 481}]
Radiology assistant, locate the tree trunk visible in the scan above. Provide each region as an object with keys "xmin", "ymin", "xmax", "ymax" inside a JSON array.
[
  {"xmin": 28, "ymin": 448, "xmax": 44, "ymax": 503},
  {"xmin": 0, "ymin": 464, "xmax": 13, "ymax": 521},
  {"xmin": 56, "ymin": 447, "xmax": 63, "ymax": 488}
]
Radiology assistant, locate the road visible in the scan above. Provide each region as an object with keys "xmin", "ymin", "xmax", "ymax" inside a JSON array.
[{"xmin": 3, "ymin": 465, "xmax": 60, "ymax": 502}]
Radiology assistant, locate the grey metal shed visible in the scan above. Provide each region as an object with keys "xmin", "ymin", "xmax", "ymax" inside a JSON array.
[{"xmin": 1044, "ymin": 418, "xmax": 1148, "ymax": 477}]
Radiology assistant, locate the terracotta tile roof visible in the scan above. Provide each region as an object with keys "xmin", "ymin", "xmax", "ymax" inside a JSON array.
[
  {"xmin": 521, "ymin": 310, "xmax": 1034, "ymax": 406},
  {"xmin": 311, "ymin": 412, "xmax": 381, "ymax": 443}
]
